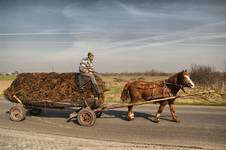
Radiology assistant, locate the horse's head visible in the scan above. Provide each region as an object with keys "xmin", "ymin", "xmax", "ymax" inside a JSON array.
[{"xmin": 178, "ymin": 70, "xmax": 195, "ymax": 88}]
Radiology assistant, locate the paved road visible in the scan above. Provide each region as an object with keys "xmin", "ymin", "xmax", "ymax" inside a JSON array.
[{"xmin": 0, "ymin": 97, "xmax": 226, "ymax": 149}]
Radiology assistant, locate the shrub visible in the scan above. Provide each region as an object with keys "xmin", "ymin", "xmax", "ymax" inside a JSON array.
[{"xmin": 190, "ymin": 64, "xmax": 224, "ymax": 90}]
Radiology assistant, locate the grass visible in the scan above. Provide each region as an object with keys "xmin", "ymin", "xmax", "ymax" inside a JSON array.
[
  {"xmin": 105, "ymin": 86, "xmax": 122, "ymax": 102},
  {"xmin": 0, "ymin": 75, "xmax": 16, "ymax": 81}
]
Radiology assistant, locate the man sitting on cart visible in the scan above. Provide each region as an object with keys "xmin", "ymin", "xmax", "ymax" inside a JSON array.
[{"xmin": 79, "ymin": 52, "xmax": 103, "ymax": 101}]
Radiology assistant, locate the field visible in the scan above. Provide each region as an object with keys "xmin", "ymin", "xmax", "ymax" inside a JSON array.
[
  {"xmin": 0, "ymin": 75, "xmax": 225, "ymax": 106},
  {"xmin": 0, "ymin": 75, "xmax": 15, "ymax": 96}
]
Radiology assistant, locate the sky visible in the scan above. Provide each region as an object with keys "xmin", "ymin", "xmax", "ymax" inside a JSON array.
[{"xmin": 0, "ymin": 0, "xmax": 226, "ymax": 73}]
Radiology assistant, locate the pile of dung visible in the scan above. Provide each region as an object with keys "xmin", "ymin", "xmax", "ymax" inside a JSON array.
[{"xmin": 4, "ymin": 72, "xmax": 104, "ymax": 106}]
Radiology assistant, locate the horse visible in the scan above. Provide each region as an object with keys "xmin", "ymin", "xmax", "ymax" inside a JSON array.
[{"xmin": 120, "ymin": 70, "xmax": 195, "ymax": 123}]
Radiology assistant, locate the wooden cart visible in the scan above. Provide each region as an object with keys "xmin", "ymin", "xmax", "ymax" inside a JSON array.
[{"xmin": 9, "ymin": 94, "xmax": 183, "ymax": 127}]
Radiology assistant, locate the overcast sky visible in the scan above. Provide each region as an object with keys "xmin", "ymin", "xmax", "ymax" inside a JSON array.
[{"xmin": 0, "ymin": 0, "xmax": 226, "ymax": 73}]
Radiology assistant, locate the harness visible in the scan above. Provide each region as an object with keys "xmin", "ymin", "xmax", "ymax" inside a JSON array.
[
  {"xmin": 165, "ymin": 82, "xmax": 186, "ymax": 93},
  {"xmin": 143, "ymin": 81, "xmax": 187, "ymax": 100}
]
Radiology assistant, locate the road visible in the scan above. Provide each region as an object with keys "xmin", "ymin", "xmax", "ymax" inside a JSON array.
[{"xmin": 0, "ymin": 96, "xmax": 226, "ymax": 150}]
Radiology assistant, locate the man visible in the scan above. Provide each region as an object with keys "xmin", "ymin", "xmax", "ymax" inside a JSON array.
[{"xmin": 79, "ymin": 52, "xmax": 102, "ymax": 98}]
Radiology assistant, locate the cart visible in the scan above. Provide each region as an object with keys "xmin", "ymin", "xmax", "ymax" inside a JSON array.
[
  {"xmin": 9, "ymin": 94, "xmax": 182, "ymax": 127},
  {"xmin": 5, "ymin": 72, "xmax": 108, "ymax": 127}
]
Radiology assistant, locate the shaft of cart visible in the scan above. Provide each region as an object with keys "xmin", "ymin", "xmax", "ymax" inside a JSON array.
[
  {"xmin": 96, "ymin": 96, "xmax": 177, "ymax": 111},
  {"xmin": 96, "ymin": 91, "xmax": 214, "ymax": 111}
]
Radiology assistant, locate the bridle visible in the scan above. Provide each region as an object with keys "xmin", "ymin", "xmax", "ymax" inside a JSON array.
[{"xmin": 165, "ymin": 73, "xmax": 190, "ymax": 94}]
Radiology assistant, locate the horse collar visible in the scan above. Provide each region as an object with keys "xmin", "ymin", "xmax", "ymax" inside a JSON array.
[{"xmin": 165, "ymin": 82, "xmax": 186, "ymax": 93}]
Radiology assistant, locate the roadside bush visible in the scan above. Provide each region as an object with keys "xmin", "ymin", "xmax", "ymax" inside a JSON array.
[{"xmin": 190, "ymin": 64, "xmax": 224, "ymax": 91}]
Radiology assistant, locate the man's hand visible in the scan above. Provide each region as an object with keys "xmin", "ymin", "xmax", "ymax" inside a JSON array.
[{"xmin": 88, "ymin": 68, "xmax": 94, "ymax": 73}]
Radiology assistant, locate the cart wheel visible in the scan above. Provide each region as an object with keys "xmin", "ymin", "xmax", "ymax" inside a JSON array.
[
  {"xmin": 77, "ymin": 108, "xmax": 96, "ymax": 127},
  {"xmin": 95, "ymin": 111, "xmax": 103, "ymax": 118},
  {"xmin": 30, "ymin": 108, "xmax": 42, "ymax": 116},
  {"xmin": 9, "ymin": 104, "xmax": 26, "ymax": 122}
]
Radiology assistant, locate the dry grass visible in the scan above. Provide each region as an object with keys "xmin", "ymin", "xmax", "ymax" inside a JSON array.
[
  {"xmin": 174, "ymin": 87, "xmax": 226, "ymax": 106},
  {"xmin": 0, "ymin": 81, "xmax": 12, "ymax": 96},
  {"xmin": 0, "ymin": 75, "xmax": 15, "ymax": 96}
]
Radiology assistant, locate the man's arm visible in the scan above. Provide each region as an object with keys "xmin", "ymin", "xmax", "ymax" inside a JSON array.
[
  {"xmin": 88, "ymin": 61, "xmax": 95, "ymax": 73},
  {"xmin": 79, "ymin": 59, "xmax": 89, "ymax": 73}
]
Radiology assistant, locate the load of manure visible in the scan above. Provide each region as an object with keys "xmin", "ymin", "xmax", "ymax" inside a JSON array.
[{"xmin": 4, "ymin": 72, "xmax": 105, "ymax": 108}]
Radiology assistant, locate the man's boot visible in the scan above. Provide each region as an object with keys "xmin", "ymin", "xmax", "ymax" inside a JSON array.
[{"xmin": 93, "ymin": 84, "xmax": 105, "ymax": 107}]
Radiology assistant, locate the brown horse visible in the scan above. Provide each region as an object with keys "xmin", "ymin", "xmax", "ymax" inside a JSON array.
[{"xmin": 120, "ymin": 70, "xmax": 195, "ymax": 123}]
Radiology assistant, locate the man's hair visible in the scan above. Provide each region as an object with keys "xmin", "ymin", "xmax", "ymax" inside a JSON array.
[{"xmin": 88, "ymin": 52, "xmax": 94, "ymax": 57}]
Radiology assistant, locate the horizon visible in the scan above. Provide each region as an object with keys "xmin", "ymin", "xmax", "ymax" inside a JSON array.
[{"xmin": 1, "ymin": 0, "xmax": 226, "ymax": 73}]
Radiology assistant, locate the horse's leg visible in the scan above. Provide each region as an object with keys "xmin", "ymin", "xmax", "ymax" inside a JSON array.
[
  {"xmin": 127, "ymin": 93, "xmax": 137, "ymax": 121},
  {"xmin": 169, "ymin": 100, "xmax": 180, "ymax": 123},
  {"xmin": 128, "ymin": 106, "xmax": 134, "ymax": 121},
  {"xmin": 153, "ymin": 101, "xmax": 167, "ymax": 123}
]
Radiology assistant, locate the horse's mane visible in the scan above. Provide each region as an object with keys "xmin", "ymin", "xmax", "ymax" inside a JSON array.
[{"xmin": 165, "ymin": 71, "xmax": 182, "ymax": 84}]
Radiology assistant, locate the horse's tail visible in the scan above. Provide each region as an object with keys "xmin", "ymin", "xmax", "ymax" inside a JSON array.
[{"xmin": 120, "ymin": 82, "xmax": 130, "ymax": 102}]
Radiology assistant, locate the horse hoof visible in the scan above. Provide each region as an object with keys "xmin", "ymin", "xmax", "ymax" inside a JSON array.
[
  {"xmin": 128, "ymin": 117, "xmax": 134, "ymax": 121},
  {"xmin": 153, "ymin": 119, "xmax": 160, "ymax": 123}
]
